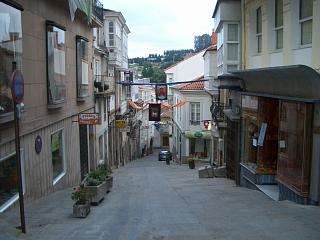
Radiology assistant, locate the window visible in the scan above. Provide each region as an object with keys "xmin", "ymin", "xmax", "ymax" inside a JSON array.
[
  {"xmin": 228, "ymin": 24, "xmax": 238, "ymax": 41},
  {"xmin": 98, "ymin": 135, "xmax": 103, "ymax": 160},
  {"xmin": 190, "ymin": 102, "xmax": 200, "ymax": 125},
  {"xmin": 109, "ymin": 21, "xmax": 114, "ymax": 33},
  {"xmin": 275, "ymin": 0, "xmax": 283, "ymax": 49},
  {"xmin": 299, "ymin": 0, "xmax": 313, "ymax": 45},
  {"xmin": 46, "ymin": 22, "xmax": 66, "ymax": 106},
  {"xmin": 51, "ymin": 129, "xmax": 65, "ymax": 184},
  {"xmin": 0, "ymin": 2, "xmax": 22, "ymax": 122},
  {"xmin": 109, "ymin": 34, "xmax": 114, "ymax": 46},
  {"xmin": 76, "ymin": 36, "xmax": 89, "ymax": 98},
  {"xmin": 256, "ymin": 7, "xmax": 262, "ymax": 53},
  {"xmin": 227, "ymin": 43, "xmax": 238, "ymax": 61},
  {"xmin": 227, "ymin": 65, "xmax": 238, "ymax": 72},
  {"xmin": 0, "ymin": 151, "xmax": 25, "ymax": 212}
]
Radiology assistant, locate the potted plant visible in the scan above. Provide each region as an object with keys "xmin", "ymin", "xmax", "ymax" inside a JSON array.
[
  {"xmin": 188, "ymin": 157, "xmax": 195, "ymax": 169},
  {"xmin": 71, "ymin": 185, "xmax": 93, "ymax": 218},
  {"xmin": 97, "ymin": 164, "xmax": 113, "ymax": 193},
  {"xmin": 84, "ymin": 170, "xmax": 107, "ymax": 205}
]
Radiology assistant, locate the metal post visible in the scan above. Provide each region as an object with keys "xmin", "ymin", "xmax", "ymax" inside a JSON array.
[{"xmin": 14, "ymin": 104, "xmax": 26, "ymax": 234}]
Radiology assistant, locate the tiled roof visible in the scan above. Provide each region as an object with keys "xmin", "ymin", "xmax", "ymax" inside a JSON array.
[{"xmin": 173, "ymin": 76, "xmax": 205, "ymax": 90}]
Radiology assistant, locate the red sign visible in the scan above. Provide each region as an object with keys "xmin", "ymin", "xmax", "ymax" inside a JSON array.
[
  {"xmin": 78, "ymin": 113, "xmax": 100, "ymax": 125},
  {"xmin": 149, "ymin": 103, "xmax": 161, "ymax": 121},
  {"xmin": 11, "ymin": 70, "xmax": 24, "ymax": 104}
]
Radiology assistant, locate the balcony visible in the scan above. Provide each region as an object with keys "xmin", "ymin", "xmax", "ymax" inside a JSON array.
[
  {"xmin": 94, "ymin": 75, "xmax": 114, "ymax": 98},
  {"xmin": 91, "ymin": 0, "xmax": 103, "ymax": 27},
  {"xmin": 210, "ymin": 102, "xmax": 228, "ymax": 128}
]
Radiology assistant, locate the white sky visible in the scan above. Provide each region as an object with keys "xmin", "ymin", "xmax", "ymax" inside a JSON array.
[{"xmin": 100, "ymin": 0, "xmax": 216, "ymax": 58}]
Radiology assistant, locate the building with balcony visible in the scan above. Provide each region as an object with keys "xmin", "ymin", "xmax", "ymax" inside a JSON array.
[{"xmin": 0, "ymin": 0, "xmax": 100, "ymax": 212}]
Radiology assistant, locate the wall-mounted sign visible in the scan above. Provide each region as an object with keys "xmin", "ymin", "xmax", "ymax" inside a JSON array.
[
  {"xmin": 194, "ymin": 132, "xmax": 204, "ymax": 138},
  {"xmin": 116, "ymin": 120, "xmax": 126, "ymax": 129},
  {"xmin": 156, "ymin": 84, "xmax": 167, "ymax": 101},
  {"xmin": 149, "ymin": 103, "xmax": 161, "ymax": 121},
  {"xmin": 35, "ymin": 135, "xmax": 42, "ymax": 154},
  {"xmin": 78, "ymin": 113, "xmax": 100, "ymax": 125},
  {"xmin": 11, "ymin": 69, "xmax": 24, "ymax": 104}
]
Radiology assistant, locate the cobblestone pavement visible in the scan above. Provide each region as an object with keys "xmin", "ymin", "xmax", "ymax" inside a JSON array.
[{"xmin": 1, "ymin": 151, "xmax": 320, "ymax": 240}]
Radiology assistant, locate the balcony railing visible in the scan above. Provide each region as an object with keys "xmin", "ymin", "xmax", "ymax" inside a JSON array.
[
  {"xmin": 93, "ymin": 0, "xmax": 103, "ymax": 23},
  {"xmin": 210, "ymin": 101, "xmax": 228, "ymax": 124},
  {"xmin": 94, "ymin": 75, "xmax": 114, "ymax": 95}
]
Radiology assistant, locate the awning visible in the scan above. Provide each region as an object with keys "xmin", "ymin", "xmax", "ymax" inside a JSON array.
[
  {"xmin": 128, "ymin": 101, "xmax": 143, "ymax": 110},
  {"xmin": 216, "ymin": 65, "xmax": 320, "ymax": 102},
  {"xmin": 68, "ymin": 0, "xmax": 92, "ymax": 22},
  {"xmin": 172, "ymin": 100, "xmax": 188, "ymax": 108},
  {"xmin": 185, "ymin": 131, "xmax": 212, "ymax": 139}
]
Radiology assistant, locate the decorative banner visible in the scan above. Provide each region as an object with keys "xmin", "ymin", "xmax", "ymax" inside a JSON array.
[
  {"xmin": 78, "ymin": 113, "xmax": 100, "ymax": 125},
  {"xmin": 149, "ymin": 103, "xmax": 161, "ymax": 121},
  {"xmin": 156, "ymin": 84, "xmax": 167, "ymax": 101},
  {"xmin": 116, "ymin": 120, "xmax": 126, "ymax": 129}
]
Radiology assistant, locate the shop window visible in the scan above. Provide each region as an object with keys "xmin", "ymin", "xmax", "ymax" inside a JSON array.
[
  {"xmin": 277, "ymin": 101, "xmax": 312, "ymax": 194},
  {"xmin": 51, "ymin": 129, "xmax": 65, "ymax": 184},
  {"xmin": 46, "ymin": 21, "xmax": 66, "ymax": 106},
  {"xmin": 0, "ymin": 151, "xmax": 25, "ymax": 212},
  {"xmin": 76, "ymin": 36, "xmax": 89, "ymax": 98},
  {"xmin": 0, "ymin": 2, "xmax": 22, "ymax": 122}
]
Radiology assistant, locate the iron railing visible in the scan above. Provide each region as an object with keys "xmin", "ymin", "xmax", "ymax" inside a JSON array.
[
  {"xmin": 93, "ymin": 0, "xmax": 103, "ymax": 23},
  {"xmin": 210, "ymin": 101, "xmax": 228, "ymax": 123}
]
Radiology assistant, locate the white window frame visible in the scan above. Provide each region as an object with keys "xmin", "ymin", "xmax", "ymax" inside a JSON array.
[
  {"xmin": 190, "ymin": 102, "xmax": 201, "ymax": 125},
  {"xmin": 275, "ymin": 0, "xmax": 283, "ymax": 50},
  {"xmin": 51, "ymin": 128, "xmax": 66, "ymax": 185},
  {"xmin": 226, "ymin": 23, "xmax": 239, "ymax": 69},
  {"xmin": 256, "ymin": 7, "xmax": 262, "ymax": 53},
  {"xmin": 299, "ymin": 0, "xmax": 313, "ymax": 46},
  {"xmin": 0, "ymin": 150, "xmax": 25, "ymax": 213}
]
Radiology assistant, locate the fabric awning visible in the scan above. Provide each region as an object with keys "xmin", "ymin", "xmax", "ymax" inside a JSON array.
[
  {"xmin": 216, "ymin": 65, "xmax": 320, "ymax": 101},
  {"xmin": 172, "ymin": 100, "xmax": 188, "ymax": 108},
  {"xmin": 128, "ymin": 101, "xmax": 143, "ymax": 110}
]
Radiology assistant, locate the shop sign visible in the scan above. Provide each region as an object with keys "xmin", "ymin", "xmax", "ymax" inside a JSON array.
[
  {"xmin": 116, "ymin": 120, "xmax": 126, "ymax": 129},
  {"xmin": 78, "ymin": 113, "xmax": 100, "ymax": 125},
  {"xmin": 258, "ymin": 123, "xmax": 267, "ymax": 146},
  {"xmin": 194, "ymin": 131, "xmax": 204, "ymax": 138},
  {"xmin": 120, "ymin": 126, "xmax": 130, "ymax": 132}
]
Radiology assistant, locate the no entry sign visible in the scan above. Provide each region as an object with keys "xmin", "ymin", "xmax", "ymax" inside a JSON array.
[{"xmin": 11, "ymin": 70, "xmax": 24, "ymax": 104}]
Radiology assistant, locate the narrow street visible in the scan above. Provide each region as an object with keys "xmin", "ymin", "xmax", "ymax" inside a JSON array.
[{"xmin": 1, "ymin": 151, "xmax": 320, "ymax": 240}]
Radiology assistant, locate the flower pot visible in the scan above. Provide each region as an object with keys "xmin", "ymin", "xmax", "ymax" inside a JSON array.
[
  {"xmin": 85, "ymin": 181, "xmax": 107, "ymax": 205},
  {"xmin": 73, "ymin": 201, "xmax": 90, "ymax": 218},
  {"xmin": 188, "ymin": 159, "xmax": 195, "ymax": 169},
  {"xmin": 105, "ymin": 176, "xmax": 113, "ymax": 193}
]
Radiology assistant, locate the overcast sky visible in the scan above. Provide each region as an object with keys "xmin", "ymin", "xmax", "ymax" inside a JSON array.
[{"xmin": 100, "ymin": 0, "xmax": 216, "ymax": 58}]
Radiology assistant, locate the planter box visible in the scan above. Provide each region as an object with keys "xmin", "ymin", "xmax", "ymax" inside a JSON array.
[
  {"xmin": 105, "ymin": 176, "xmax": 113, "ymax": 193},
  {"xmin": 73, "ymin": 201, "xmax": 90, "ymax": 218},
  {"xmin": 85, "ymin": 181, "xmax": 107, "ymax": 205}
]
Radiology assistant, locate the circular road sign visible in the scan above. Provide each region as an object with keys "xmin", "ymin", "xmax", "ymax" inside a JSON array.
[{"xmin": 11, "ymin": 69, "xmax": 24, "ymax": 104}]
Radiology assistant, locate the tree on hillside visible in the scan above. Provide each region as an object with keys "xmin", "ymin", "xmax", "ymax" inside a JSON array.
[
  {"xmin": 151, "ymin": 67, "xmax": 166, "ymax": 83},
  {"xmin": 194, "ymin": 34, "xmax": 211, "ymax": 52}
]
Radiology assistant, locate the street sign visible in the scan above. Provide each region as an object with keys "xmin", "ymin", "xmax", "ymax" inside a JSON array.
[
  {"xmin": 116, "ymin": 120, "xmax": 126, "ymax": 129},
  {"xmin": 78, "ymin": 113, "xmax": 100, "ymax": 125},
  {"xmin": 11, "ymin": 69, "xmax": 24, "ymax": 104},
  {"xmin": 120, "ymin": 126, "xmax": 130, "ymax": 132}
]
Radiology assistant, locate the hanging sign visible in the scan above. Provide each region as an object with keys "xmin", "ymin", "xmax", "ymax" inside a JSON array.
[
  {"xmin": 78, "ymin": 113, "xmax": 100, "ymax": 125},
  {"xmin": 149, "ymin": 103, "xmax": 161, "ymax": 121},
  {"xmin": 11, "ymin": 69, "xmax": 24, "ymax": 104},
  {"xmin": 194, "ymin": 131, "xmax": 204, "ymax": 138},
  {"xmin": 155, "ymin": 84, "xmax": 167, "ymax": 101},
  {"xmin": 116, "ymin": 120, "xmax": 126, "ymax": 129}
]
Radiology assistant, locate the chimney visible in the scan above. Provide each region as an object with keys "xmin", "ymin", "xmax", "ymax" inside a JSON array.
[{"xmin": 211, "ymin": 30, "xmax": 217, "ymax": 46}]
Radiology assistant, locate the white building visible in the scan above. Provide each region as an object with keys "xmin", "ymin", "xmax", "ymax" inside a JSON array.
[
  {"xmin": 171, "ymin": 78, "xmax": 213, "ymax": 164},
  {"xmin": 165, "ymin": 50, "xmax": 205, "ymax": 104}
]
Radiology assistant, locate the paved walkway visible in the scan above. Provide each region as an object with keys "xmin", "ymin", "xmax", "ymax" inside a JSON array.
[{"xmin": 1, "ymin": 152, "xmax": 320, "ymax": 240}]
